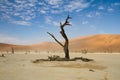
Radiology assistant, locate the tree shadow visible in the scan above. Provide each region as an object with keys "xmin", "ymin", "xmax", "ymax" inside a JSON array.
[{"xmin": 32, "ymin": 55, "xmax": 94, "ymax": 63}]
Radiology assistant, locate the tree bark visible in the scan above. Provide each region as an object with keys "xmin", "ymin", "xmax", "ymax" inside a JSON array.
[
  {"xmin": 47, "ymin": 15, "xmax": 71, "ymax": 60},
  {"xmin": 64, "ymin": 41, "xmax": 69, "ymax": 59}
]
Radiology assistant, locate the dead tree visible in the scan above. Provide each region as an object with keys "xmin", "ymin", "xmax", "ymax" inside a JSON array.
[
  {"xmin": 47, "ymin": 15, "xmax": 71, "ymax": 60},
  {"xmin": 11, "ymin": 47, "xmax": 14, "ymax": 54}
]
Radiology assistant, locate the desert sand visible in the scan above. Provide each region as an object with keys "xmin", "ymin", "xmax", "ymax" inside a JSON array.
[{"xmin": 0, "ymin": 52, "xmax": 120, "ymax": 80}]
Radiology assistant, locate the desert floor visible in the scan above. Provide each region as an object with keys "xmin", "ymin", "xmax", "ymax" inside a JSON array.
[{"xmin": 0, "ymin": 52, "xmax": 120, "ymax": 80}]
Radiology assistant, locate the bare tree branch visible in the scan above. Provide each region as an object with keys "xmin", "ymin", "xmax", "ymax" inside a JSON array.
[
  {"xmin": 61, "ymin": 15, "xmax": 72, "ymax": 28},
  {"xmin": 60, "ymin": 15, "xmax": 71, "ymax": 41},
  {"xmin": 47, "ymin": 32, "xmax": 64, "ymax": 47}
]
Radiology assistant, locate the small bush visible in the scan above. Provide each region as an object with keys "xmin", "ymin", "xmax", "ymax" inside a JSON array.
[
  {"xmin": 81, "ymin": 49, "xmax": 88, "ymax": 54},
  {"xmin": 48, "ymin": 55, "xmax": 67, "ymax": 61}
]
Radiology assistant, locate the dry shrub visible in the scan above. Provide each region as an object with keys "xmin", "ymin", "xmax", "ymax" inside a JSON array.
[{"xmin": 0, "ymin": 54, "xmax": 5, "ymax": 57}]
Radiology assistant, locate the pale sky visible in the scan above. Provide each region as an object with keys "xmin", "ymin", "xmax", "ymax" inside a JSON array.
[{"xmin": 0, "ymin": 0, "xmax": 120, "ymax": 45}]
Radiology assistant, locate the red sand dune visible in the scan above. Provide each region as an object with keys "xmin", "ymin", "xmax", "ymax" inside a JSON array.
[{"xmin": 0, "ymin": 34, "xmax": 120, "ymax": 53}]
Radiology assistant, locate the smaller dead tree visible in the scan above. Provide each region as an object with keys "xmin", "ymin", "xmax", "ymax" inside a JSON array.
[
  {"xmin": 81, "ymin": 49, "xmax": 88, "ymax": 54},
  {"xmin": 47, "ymin": 15, "xmax": 71, "ymax": 60},
  {"xmin": 11, "ymin": 47, "xmax": 14, "ymax": 54}
]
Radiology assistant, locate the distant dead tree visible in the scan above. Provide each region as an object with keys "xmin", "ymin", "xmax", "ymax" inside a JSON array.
[
  {"xmin": 81, "ymin": 49, "xmax": 88, "ymax": 54},
  {"xmin": 11, "ymin": 47, "xmax": 14, "ymax": 54},
  {"xmin": 47, "ymin": 15, "xmax": 72, "ymax": 60}
]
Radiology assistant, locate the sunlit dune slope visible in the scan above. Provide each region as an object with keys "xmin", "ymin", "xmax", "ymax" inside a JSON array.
[{"xmin": 69, "ymin": 34, "xmax": 120, "ymax": 52}]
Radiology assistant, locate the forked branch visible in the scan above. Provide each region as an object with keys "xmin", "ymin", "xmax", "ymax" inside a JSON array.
[{"xmin": 61, "ymin": 15, "xmax": 72, "ymax": 28}]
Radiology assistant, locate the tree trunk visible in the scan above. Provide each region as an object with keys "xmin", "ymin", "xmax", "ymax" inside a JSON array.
[{"xmin": 64, "ymin": 41, "xmax": 70, "ymax": 59}]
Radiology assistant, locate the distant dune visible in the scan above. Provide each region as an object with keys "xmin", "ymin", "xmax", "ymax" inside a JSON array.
[
  {"xmin": 0, "ymin": 43, "xmax": 30, "ymax": 51},
  {"xmin": 0, "ymin": 34, "xmax": 120, "ymax": 53}
]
